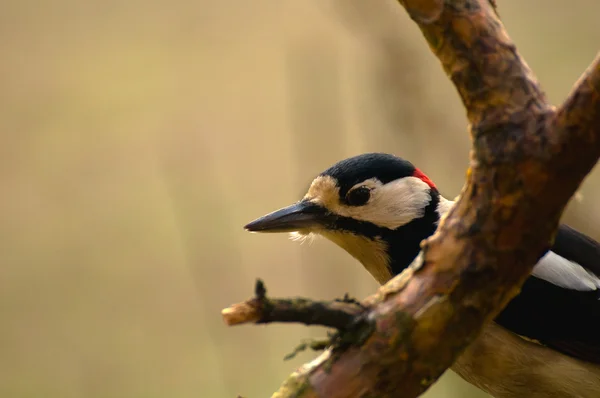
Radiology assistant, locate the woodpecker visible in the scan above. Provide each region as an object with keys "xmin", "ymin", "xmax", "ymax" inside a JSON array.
[{"xmin": 245, "ymin": 153, "xmax": 600, "ymax": 398}]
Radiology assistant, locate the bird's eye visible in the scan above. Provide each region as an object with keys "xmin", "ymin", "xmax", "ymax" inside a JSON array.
[{"xmin": 346, "ymin": 186, "xmax": 371, "ymax": 206}]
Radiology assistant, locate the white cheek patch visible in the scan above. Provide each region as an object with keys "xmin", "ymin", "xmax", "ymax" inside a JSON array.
[
  {"xmin": 340, "ymin": 177, "xmax": 433, "ymax": 230},
  {"xmin": 304, "ymin": 176, "xmax": 433, "ymax": 231}
]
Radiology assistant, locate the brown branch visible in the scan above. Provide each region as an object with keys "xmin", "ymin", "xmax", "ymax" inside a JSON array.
[
  {"xmin": 550, "ymin": 53, "xmax": 600, "ymax": 182},
  {"xmin": 223, "ymin": 2, "xmax": 600, "ymax": 397},
  {"xmin": 222, "ymin": 279, "xmax": 365, "ymax": 329},
  {"xmin": 556, "ymin": 53, "xmax": 600, "ymax": 130},
  {"xmin": 401, "ymin": 0, "xmax": 550, "ymax": 125}
]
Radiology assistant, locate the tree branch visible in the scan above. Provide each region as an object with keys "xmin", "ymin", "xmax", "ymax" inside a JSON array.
[
  {"xmin": 223, "ymin": 2, "xmax": 600, "ymax": 397},
  {"xmin": 222, "ymin": 279, "xmax": 365, "ymax": 329},
  {"xmin": 556, "ymin": 53, "xmax": 600, "ymax": 129},
  {"xmin": 551, "ymin": 53, "xmax": 600, "ymax": 180},
  {"xmin": 400, "ymin": 0, "xmax": 550, "ymax": 125}
]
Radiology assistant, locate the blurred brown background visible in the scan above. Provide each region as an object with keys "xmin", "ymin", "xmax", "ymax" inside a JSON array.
[{"xmin": 1, "ymin": 1, "xmax": 599, "ymax": 397}]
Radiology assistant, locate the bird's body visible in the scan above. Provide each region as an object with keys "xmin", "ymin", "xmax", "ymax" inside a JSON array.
[
  {"xmin": 245, "ymin": 153, "xmax": 600, "ymax": 397},
  {"xmin": 453, "ymin": 322, "xmax": 600, "ymax": 398}
]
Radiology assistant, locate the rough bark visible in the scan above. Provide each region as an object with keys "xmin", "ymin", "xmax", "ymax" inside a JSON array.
[{"xmin": 223, "ymin": 1, "xmax": 600, "ymax": 397}]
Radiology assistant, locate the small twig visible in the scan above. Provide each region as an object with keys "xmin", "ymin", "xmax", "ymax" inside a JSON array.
[
  {"xmin": 283, "ymin": 338, "xmax": 332, "ymax": 361},
  {"xmin": 334, "ymin": 293, "xmax": 368, "ymax": 309},
  {"xmin": 221, "ymin": 279, "xmax": 367, "ymax": 330}
]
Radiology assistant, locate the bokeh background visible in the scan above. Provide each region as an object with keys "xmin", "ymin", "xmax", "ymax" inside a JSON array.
[{"xmin": 2, "ymin": 1, "xmax": 599, "ymax": 397}]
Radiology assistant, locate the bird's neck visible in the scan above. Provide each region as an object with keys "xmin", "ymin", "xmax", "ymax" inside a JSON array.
[
  {"xmin": 323, "ymin": 191, "xmax": 455, "ymax": 285},
  {"xmin": 385, "ymin": 191, "xmax": 453, "ymax": 277}
]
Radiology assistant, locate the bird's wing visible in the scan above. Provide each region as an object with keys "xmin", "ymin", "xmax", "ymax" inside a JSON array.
[
  {"xmin": 494, "ymin": 224, "xmax": 600, "ymax": 365},
  {"xmin": 553, "ymin": 224, "xmax": 600, "ymax": 278}
]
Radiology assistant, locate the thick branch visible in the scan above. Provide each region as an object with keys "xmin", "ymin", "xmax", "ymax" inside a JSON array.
[
  {"xmin": 551, "ymin": 53, "xmax": 600, "ymax": 182},
  {"xmin": 400, "ymin": 0, "xmax": 549, "ymax": 125},
  {"xmin": 556, "ymin": 53, "xmax": 600, "ymax": 129}
]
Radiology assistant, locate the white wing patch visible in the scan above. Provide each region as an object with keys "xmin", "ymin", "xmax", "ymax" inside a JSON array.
[
  {"xmin": 435, "ymin": 197, "xmax": 600, "ymax": 292},
  {"xmin": 532, "ymin": 251, "xmax": 600, "ymax": 291}
]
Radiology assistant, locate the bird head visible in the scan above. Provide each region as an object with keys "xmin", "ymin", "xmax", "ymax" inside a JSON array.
[{"xmin": 245, "ymin": 153, "xmax": 450, "ymax": 284}]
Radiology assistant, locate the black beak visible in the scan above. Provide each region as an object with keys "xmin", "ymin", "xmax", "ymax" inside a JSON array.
[{"xmin": 244, "ymin": 200, "xmax": 332, "ymax": 233}]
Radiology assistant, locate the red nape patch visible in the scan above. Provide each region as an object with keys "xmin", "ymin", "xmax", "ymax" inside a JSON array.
[{"xmin": 413, "ymin": 168, "xmax": 437, "ymax": 190}]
